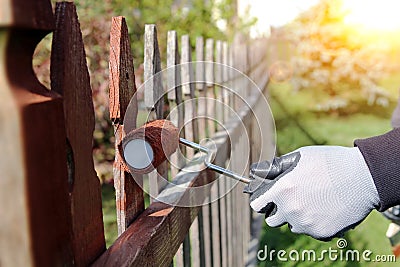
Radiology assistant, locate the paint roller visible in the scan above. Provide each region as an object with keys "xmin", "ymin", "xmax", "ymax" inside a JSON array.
[{"xmin": 120, "ymin": 119, "xmax": 251, "ymax": 184}]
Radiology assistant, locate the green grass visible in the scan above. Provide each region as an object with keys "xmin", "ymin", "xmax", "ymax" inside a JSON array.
[
  {"xmin": 258, "ymin": 80, "xmax": 398, "ymax": 266},
  {"xmin": 101, "ymin": 184, "xmax": 118, "ymax": 248}
]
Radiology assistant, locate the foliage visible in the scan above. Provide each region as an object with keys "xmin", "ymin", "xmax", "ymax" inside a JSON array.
[{"xmin": 286, "ymin": 0, "xmax": 395, "ymax": 113}]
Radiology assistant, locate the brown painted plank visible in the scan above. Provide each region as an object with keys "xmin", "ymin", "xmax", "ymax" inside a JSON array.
[
  {"xmin": 51, "ymin": 2, "xmax": 106, "ymax": 265},
  {"xmin": 94, "ymin": 162, "xmax": 215, "ymax": 267},
  {"xmin": 109, "ymin": 16, "xmax": 144, "ymax": 235},
  {"xmin": 0, "ymin": 1, "xmax": 74, "ymax": 266},
  {"xmin": 0, "ymin": 0, "xmax": 54, "ymax": 29}
]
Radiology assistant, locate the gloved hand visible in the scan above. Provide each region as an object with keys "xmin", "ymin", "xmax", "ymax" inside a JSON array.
[{"xmin": 244, "ymin": 146, "xmax": 380, "ymax": 241}]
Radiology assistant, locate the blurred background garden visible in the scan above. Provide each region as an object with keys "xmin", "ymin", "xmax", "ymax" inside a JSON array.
[{"xmin": 34, "ymin": 0, "xmax": 400, "ymax": 266}]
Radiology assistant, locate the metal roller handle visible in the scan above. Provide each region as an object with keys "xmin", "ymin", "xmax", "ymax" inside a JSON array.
[{"xmin": 179, "ymin": 138, "xmax": 251, "ymax": 184}]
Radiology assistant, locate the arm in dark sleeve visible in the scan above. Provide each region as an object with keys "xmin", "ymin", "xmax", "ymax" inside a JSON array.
[{"xmin": 354, "ymin": 128, "xmax": 400, "ymax": 211}]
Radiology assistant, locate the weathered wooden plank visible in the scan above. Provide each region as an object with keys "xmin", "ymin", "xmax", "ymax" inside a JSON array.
[
  {"xmin": 210, "ymin": 179, "xmax": 222, "ymax": 267},
  {"xmin": 0, "ymin": 1, "xmax": 74, "ymax": 266},
  {"xmin": 215, "ymin": 41, "xmax": 224, "ymax": 140},
  {"xmin": 167, "ymin": 30, "xmax": 184, "ymax": 178},
  {"xmin": 195, "ymin": 35, "xmax": 208, "ymax": 267},
  {"xmin": 205, "ymin": 38, "xmax": 216, "ymax": 136},
  {"xmin": 181, "ymin": 34, "xmax": 198, "ymax": 148},
  {"xmin": 144, "ymin": 24, "xmax": 163, "ymax": 118},
  {"xmin": 181, "ymin": 34, "xmax": 202, "ymax": 267},
  {"xmin": 167, "ymin": 31, "xmax": 180, "ymax": 102},
  {"xmin": 228, "ymin": 43, "xmax": 236, "ymax": 112},
  {"xmin": 109, "ymin": 16, "xmax": 144, "ymax": 235},
  {"xmin": 196, "ymin": 36, "xmax": 207, "ymax": 142},
  {"xmin": 222, "ymin": 42, "xmax": 230, "ymax": 122},
  {"xmin": 225, "ymin": 168, "xmax": 234, "ymax": 267},
  {"xmin": 144, "ymin": 24, "xmax": 168, "ymax": 198},
  {"xmin": 51, "ymin": 3, "xmax": 106, "ymax": 265}
]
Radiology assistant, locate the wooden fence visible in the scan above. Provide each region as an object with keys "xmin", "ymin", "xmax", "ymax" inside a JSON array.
[{"xmin": 0, "ymin": 1, "xmax": 273, "ymax": 266}]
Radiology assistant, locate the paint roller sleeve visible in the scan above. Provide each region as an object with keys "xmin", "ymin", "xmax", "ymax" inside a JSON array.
[{"xmin": 120, "ymin": 119, "xmax": 180, "ymax": 174}]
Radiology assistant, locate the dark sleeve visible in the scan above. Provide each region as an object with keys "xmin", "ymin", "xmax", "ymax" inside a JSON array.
[{"xmin": 354, "ymin": 128, "xmax": 400, "ymax": 211}]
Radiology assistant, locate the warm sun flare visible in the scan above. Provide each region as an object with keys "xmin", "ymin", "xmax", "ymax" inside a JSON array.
[{"xmin": 343, "ymin": 0, "xmax": 400, "ymax": 31}]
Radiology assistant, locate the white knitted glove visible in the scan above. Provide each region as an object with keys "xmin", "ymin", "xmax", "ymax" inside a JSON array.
[{"xmin": 244, "ymin": 146, "xmax": 380, "ymax": 240}]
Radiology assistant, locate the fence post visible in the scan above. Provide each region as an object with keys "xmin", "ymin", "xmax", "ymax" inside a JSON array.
[
  {"xmin": 109, "ymin": 16, "xmax": 145, "ymax": 235},
  {"xmin": 0, "ymin": 0, "xmax": 74, "ymax": 266}
]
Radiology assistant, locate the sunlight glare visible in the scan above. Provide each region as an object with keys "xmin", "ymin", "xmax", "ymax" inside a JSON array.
[{"xmin": 343, "ymin": 0, "xmax": 400, "ymax": 31}]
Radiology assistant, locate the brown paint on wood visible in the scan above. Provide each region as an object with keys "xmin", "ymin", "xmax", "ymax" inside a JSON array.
[
  {"xmin": 0, "ymin": 0, "xmax": 54, "ymax": 29},
  {"xmin": 51, "ymin": 2, "xmax": 105, "ymax": 265},
  {"xmin": 121, "ymin": 120, "xmax": 179, "ymax": 174},
  {"xmin": 93, "ymin": 165, "xmax": 215, "ymax": 267},
  {"xmin": 0, "ymin": 1, "xmax": 74, "ymax": 266},
  {"xmin": 109, "ymin": 16, "xmax": 145, "ymax": 235}
]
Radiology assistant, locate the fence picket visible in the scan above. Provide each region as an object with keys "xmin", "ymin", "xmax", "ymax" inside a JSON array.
[
  {"xmin": 0, "ymin": 1, "xmax": 75, "ymax": 265},
  {"xmin": 196, "ymin": 36, "xmax": 207, "ymax": 142},
  {"xmin": 215, "ymin": 40, "xmax": 224, "ymax": 131},
  {"xmin": 51, "ymin": 3, "xmax": 106, "ymax": 265},
  {"xmin": 167, "ymin": 30, "xmax": 184, "ymax": 178},
  {"xmin": 109, "ymin": 16, "xmax": 145, "ymax": 235},
  {"xmin": 205, "ymin": 38, "xmax": 216, "ymax": 135},
  {"xmin": 144, "ymin": 24, "xmax": 168, "ymax": 200},
  {"xmin": 195, "ymin": 36, "xmax": 208, "ymax": 267}
]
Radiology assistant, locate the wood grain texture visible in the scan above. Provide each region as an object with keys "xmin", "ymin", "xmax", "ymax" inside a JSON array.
[
  {"xmin": 215, "ymin": 40, "xmax": 224, "ymax": 131},
  {"xmin": 144, "ymin": 24, "xmax": 163, "ymax": 117},
  {"xmin": 181, "ymin": 34, "xmax": 198, "ymax": 147},
  {"xmin": 205, "ymin": 38, "xmax": 216, "ymax": 136},
  {"xmin": 0, "ymin": 0, "xmax": 54, "ymax": 29},
  {"xmin": 93, "ymin": 170, "xmax": 212, "ymax": 267},
  {"xmin": 144, "ymin": 24, "xmax": 168, "ymax": 198},
  {"xmin": 0, "ymin": 1, "xmax": 74, "ymax": 266},
  {"xmin": 167, "ymin": 30, "xmax": 184, "ymax": 178},
  {"xmin": 51, "ymin": 3, "xmax": 106, "ymax": 265},
  {"xmin": 109, "ymin": 16, "xmax": 144, "ymax": 235},
  {"xmin": 195, "ymin": 36, "xmax": 207, "ymax": 142},
  {"xmin": 222, "ymin": 42, "xmax": 230, "ymax": 122}
]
